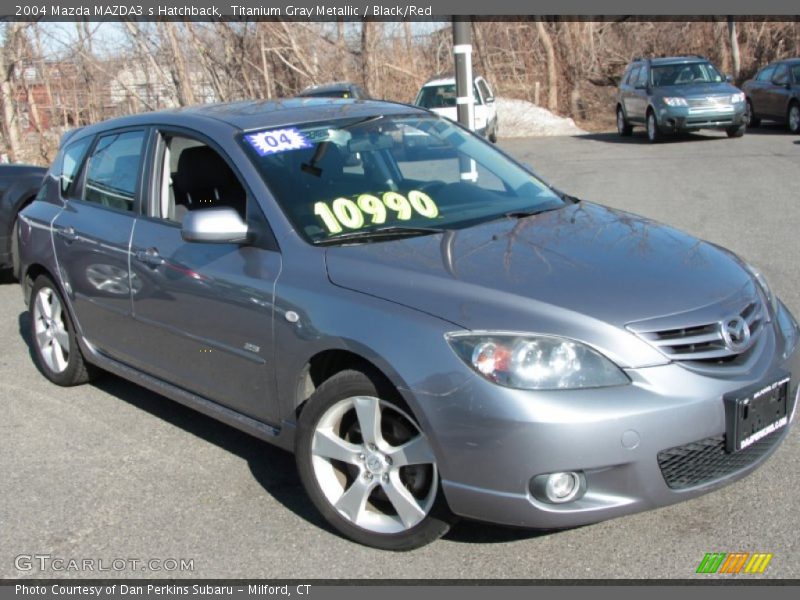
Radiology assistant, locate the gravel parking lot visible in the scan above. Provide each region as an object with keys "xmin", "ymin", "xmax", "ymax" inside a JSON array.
[{"xmin": 1, "ymin": 125, "xmax": 798, "ymax": 579}]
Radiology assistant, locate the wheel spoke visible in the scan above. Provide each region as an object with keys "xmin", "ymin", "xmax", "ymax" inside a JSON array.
[
  {"xmin": 312, "ymin": 429, "xmax": 361, "ymax": 465},
  {"xmin": 383, "ymin": 471, "xmax": 427, "ymax": 528},
  {"xmin": 389, "ymin": 435, "xmax": 434, "ymax": 467},
  {"xmin": 51, "ymin": 339, "xmax": 68, "ymax": 371},
  {"xmin": 35, "ymin": 328, "xmax": 50, "ymax": 349},
  {"xmin": 53, "ymin": 327, "xmax": 70, "ymax": 351},
  {"xmin": 334, "ymin": 476, "xmax": 377, "ymax": 525},
  {"xmin": 42, "ymin": 343, "xmax": 57, "ymax": 372},
  {"xmin": 352, "ymin": 396, "xmax": 383, "ymax": 447},
  {"xmin": 35, "ymin": 292, "xmax": 52, "ymax": 319}
]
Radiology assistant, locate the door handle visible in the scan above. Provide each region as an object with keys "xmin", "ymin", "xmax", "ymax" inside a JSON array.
[
  {"xmin": 55, "ymin": 226, "xmax": 77, "ymax": 242},
  {"xmin": 134, "ymin": 248, "xmax": 165, "ymax": 268}
]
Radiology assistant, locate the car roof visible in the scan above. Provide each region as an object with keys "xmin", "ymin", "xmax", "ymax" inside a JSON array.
[
  {"xmin": 634, "ymin": 56, "xmax": 711, "ymax": 66},
  {"xmin": 421, "ymin": 73, "xmax": 485, "ymax": 87},
  {"xmin": 297, "ymin": 82, "xmax": 359, "ymax": 95},
  {"xmin": 71, "ymin": 98, "xmax": 424, "ymax": 137}
]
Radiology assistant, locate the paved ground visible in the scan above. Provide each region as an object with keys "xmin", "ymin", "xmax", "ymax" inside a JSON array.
[{"xmin": 1, "ymin": 125, "xmax": 799, "ymax": 579}]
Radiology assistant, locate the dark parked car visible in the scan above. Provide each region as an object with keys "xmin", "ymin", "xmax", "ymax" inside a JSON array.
[
  {"xmin": 18, "ymin": 98, "xmax": 799, "ymax": 550},
  {"xmin": 742, "ymin": 58, "xmax": 800, "ymax": 133},
  {"xmin": 616, "ymin": 56, "xmax": 747, "ymax": 142},
  {"xmin": 0, "ymin": 163, "xmax": 47, "ymax": 278},
  {"xmin": 297, "ymin": 82, "xmax": 370, "ymax": 100}
]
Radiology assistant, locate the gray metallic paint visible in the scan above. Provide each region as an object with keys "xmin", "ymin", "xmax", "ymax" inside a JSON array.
[{"xmin": 17, "ymin": 99, "xmax": 799, "ymax": 530}]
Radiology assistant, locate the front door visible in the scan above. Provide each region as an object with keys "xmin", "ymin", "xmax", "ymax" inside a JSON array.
[{"xmin": 126, "ymin": 132, "xmax": 281, "ymax": 424}]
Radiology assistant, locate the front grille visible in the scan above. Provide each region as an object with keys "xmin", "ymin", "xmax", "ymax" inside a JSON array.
[
  {"xmin": 687, "ymin": 95, "xmax": 732, "ymax": 108},
  {"xmin": 657, "ymin": 430, "xmax": 783, "ymax": 490},
  {"xmin": 631, "ymin": 298, "xmax": 765, "ymax": 362}
]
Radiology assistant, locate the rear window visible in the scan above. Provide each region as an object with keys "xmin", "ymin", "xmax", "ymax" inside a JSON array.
[{"xmin": 416, "ymin": 83, "xmax": 483, "ymax": 108}]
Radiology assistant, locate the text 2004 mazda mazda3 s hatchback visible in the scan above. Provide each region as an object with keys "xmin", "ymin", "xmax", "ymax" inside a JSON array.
[{"xmin": 18, "ymin": 99, "xmax": 799, "ymax": 550}]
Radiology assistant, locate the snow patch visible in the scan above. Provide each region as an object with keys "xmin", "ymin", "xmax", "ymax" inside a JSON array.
[{"xmin": 496, "ymin": 97, "xmax": 586, "ymax": 137}]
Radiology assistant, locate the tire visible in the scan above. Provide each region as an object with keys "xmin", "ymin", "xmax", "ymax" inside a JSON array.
[
  {"xmin": 646, "ymin": 110, "xmax": 662, "ymax": 143},
  {"xmin": 488, "ymin": 124, "xmax": 498, "ymax": 144},
  {"xmin": 295, "ymin": 368, "xmax": 454, "ymax": 550},
  {"xmin": 788, "ymin": 102, "xmax": 800, "ymax": 134},
  {"xmin": 726, "ymin": 124, "xmax": 746, "ymax": 138},
  {"xmin": 616, "ymin": 106, "xmax": 633, "ymax": 137},
  {"xmin": 745, "ymin": 99, "xmax": 760, "ymax": 128},
  {"xmin": 29, "ymin": 275, "xmax": 97, "ymax": 386}
]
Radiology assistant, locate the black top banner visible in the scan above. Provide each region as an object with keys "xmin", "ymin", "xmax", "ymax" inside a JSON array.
[{"xmin": 1, "ymin": 0, "xmax": 799, "ymax": 19}]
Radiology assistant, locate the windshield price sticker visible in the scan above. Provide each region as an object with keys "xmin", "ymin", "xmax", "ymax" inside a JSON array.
[
  {"xmin": 245, "ymin": 128, "xmax": 313, "ymax": 156},
  {"xmin": 314, "ymin": 190, "xmax": 439, "ymax": 234}
]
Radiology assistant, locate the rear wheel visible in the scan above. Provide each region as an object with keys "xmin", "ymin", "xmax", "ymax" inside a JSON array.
[
  {"xmin": 616, "ymin": 107, "xmax": 633, "ymax": 136},
  {"xmin": 788, "ymin": 102, "xmax": 800, "ymax": 134},
  {"xmin": 296, "ymin": 369, "xmax": 454, "ymax": 550},
  {"xmin": 726, "ymin": 124, "xmax": 746, "ymax": 138},
  {"xmin": 745, "ymin": 99, "xmax": 760, "ymax": 127},
  {"xmin": 646, "ymin": 110, "xmax": 662, "ymax": 143},
  {"xmin": 29, "ymin": 275, "xmax": 97, "ymax": 386}
]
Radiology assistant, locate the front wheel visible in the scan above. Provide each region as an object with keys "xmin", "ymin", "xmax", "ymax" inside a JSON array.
[
  {"xmin": 726, "ymin": 124, "xmax": 746, "ymax": 138},
  {"xmin": 788, "ymin": 102, "xmax": 800, "ymax": 134},
  {"xmin": 295, "ymin": 369, "xmax": 454, "ymax": 550},
  {"xmin": 646, "ymin": 111, "xmax": 662, "ymax": 143}
]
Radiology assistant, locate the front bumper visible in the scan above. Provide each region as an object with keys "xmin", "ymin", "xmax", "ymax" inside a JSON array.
[
  {"xmin": 412, "ymin": 305, "xmax": 799, "ymax": 529},
  {"xmin": 657, "ymin": 104, "xmax": 746, "ymax": 132}
]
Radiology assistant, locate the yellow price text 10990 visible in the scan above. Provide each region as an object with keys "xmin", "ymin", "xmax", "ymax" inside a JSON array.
[{"xmin": 313, "ymin": 191, "xmax": 439, "ymax": 234}]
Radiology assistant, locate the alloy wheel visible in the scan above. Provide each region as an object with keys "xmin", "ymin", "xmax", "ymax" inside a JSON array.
[
  {"xmin": 310, "ymin": 395, "xmax": 437, "ymax": 534},
  {"xmin": 32, "ymin": 287, "xmax": 70, "ymax": 374},
  {"xmin": 789, "ymin": 104, "xmax": 800, "ymax": 133}
]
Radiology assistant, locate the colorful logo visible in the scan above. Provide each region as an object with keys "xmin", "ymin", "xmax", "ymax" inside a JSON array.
[{"xmin": 696, "ymin": 552, "xmax": 773, "ymax": 574}]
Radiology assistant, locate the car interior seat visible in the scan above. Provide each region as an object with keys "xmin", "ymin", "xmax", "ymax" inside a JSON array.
[{"xmin": 172, "ymin": 146, "xmax": 246, "ymax": 220}]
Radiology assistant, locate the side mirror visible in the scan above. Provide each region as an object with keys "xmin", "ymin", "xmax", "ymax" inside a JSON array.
[
  {"xmin": 634, "ymin": 83, "xmax": 648, "ymax": 91},
  {"xmin": 486, "ymin": 96, "xmax": 495, "ymax": 104},
  {"xmin": 181, "ymin": 207, "xmax": 249, "ymax": 244},
  {"xmin": 725, "ymin": 74, "xmax": 734, "ymax": 83}
]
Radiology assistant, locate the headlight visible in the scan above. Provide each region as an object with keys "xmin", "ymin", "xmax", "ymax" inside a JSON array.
[
  {"xmin": 731, "ymin": 92, "xmax": 745, "ymax": 104},
  {"xmin": 446, "ymin": 333, "xmax": 629, "ymax": 390},
  {"xmin": 662, "ymin": 97, "xmax": 688, "ymax": 107},
  {"xmin": 744, "ymin": 262, "xmax": 779, "ymax": 316}
]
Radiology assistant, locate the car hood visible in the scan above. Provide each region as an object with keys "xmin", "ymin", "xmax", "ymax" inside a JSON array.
[
  {"xmin": 324, "ymin": 202, "xmax": 752, "ymax": 367},
  {"xmin": 655, "ymin": 83, "xmax": 740, "ymax": 97}
]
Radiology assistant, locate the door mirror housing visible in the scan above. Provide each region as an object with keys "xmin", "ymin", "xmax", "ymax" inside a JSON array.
[
  {"xmin": 181, "ymin": 207, "xmax": 250, "ymax": 244},
  {"xmin": 725, "ymin": 74, "xmax": 734, "ymax": 83}
]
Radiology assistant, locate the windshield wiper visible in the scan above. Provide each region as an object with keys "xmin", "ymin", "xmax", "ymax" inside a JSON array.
[
  {"xmin": 504, "ymin": 205, "xmax": 565, "ymax": 219},
  {"xmin": 315, "ymin": 225, "xmax": 445, "ymax": 246}
]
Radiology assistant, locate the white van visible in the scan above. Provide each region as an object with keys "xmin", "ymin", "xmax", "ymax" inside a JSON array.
[{"xmin": 413, "ymin": 75, "xmax": 499, "ymax": 142}]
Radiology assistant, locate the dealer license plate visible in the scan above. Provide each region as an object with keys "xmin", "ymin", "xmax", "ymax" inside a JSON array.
[{"xmin": 724, "ymin": 373, "xmax": 790, "ymax": 453}]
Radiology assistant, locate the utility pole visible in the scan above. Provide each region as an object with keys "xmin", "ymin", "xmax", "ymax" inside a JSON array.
[{"xmin": 452, "ymin": 18, "xmax": 476, "ymax": 181}]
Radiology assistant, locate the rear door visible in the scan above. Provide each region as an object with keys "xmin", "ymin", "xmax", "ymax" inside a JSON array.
[
  {"xmin": 749, "ymin": 64, "xmax": 775, "ymax": 117},
  {"xmin": 52, "ymin": 128, "xmax": 148, "ymax": 358},
  {"xmin": 621, "ymin": 65, "xmax": 641, "ymax": 121},
  {"xmin": 126, "ymin": 129, "xmax": 281, "ymax": 424},
  {"xmin": 629, "ymin": 65, "xmax": 650, "ymax": 122}
]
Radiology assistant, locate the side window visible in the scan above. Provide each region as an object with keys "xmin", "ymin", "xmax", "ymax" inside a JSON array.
[
  {"xmin": 473, "ymin": 82, "xmax": 483, "ymax": 105},
  {"xmin": 792, "ymin": 65, "xmax": 800, "ymax": 84},
  {"xmin": 757, "ymin": 65, "xmax": 776, "ymax": 82},
  {"xmin": 156, "ymin": 134, "xmax": 247, "ymax": 224},
  {"xmin": 60, "ymin": 137, "xmax": 92, "ymax": 197},
  {"xmin": 477, "ymin": 79, "xmax": 493, "ymax": 101},
  {"xmin": 636, "ymin": 66, "xmax": 649, "ymax": 87},
  {"xmin": 773, "ymin": 64, "xmax": 789, "ymax": 85},
  {"xmin": 82, "ymin": 130, "xmax": 146, "ymax": 212},
  {"xmin": 626, "ymin": 66, "xmax": 641, "ymax": 86}
]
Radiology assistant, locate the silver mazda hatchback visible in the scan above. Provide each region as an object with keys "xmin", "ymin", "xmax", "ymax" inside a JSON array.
[{"xmin": 18, "ymin": 99, "xmax": 799, "ymax": 550}]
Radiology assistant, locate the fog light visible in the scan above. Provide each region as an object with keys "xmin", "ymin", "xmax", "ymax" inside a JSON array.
[{"xmin": 530, "ymin": 471, "xmax": 585, "ymax": 504}]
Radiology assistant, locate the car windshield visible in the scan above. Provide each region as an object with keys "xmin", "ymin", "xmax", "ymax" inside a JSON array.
[
  {"xmin": 240, "ymin": 114, "xmax": 565, "ymax": 244},
  {"xmin": 416, "ymin": 84, "xmax": 458, "ymax": 108},
  {"xmin": 651, "ymin": 62, "xmax": 724, "ymax": 87}
]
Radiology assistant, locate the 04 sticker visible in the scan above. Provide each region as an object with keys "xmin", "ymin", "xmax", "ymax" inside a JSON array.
[
  {"xmin": 314, "ymin": 191, "xmax": 439, "ymax": 234},
  {"xmin": 244, "ymin": 128, "xmax": 313, "ymax": 156}
]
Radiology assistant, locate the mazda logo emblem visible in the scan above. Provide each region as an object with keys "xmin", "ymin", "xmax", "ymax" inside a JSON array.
[{"xmin": 720, "ymin": 315, "xmax": 751, "ymax": 352}]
